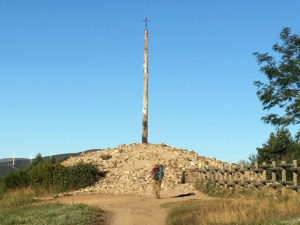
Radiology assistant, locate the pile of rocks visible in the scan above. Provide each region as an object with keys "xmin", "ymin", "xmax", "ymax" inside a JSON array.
[{"xmin": 62, "ymin": 143, "xmax": 227, "ymax": 196}]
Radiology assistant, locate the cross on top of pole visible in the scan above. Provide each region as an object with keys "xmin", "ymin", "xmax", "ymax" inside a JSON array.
[{"xmin": 143, "ymin": 17, "xmax": 150, "ymax": 29}]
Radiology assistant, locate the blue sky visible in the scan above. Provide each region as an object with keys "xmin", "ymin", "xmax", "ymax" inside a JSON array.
[{"xmin": 0, "ymin": 0, "xmax": 299, "ymax": 162}]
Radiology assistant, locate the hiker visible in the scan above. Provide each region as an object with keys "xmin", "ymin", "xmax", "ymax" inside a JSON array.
[{"xmin": 151, "ymin": 163, "xmax": 164, "ymax": 199}]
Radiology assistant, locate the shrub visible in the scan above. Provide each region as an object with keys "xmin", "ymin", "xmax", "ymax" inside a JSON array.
[
  {"xmin": 55, "ymin": 163, "xmax": 100, "ymax": 191},
  {"xmin": 29, "ymin": 162, "xmax": 63, "ymax": 189},
  {"xmin": 1, "ymin": 162, "xmax": 101, "ymax": 194},
  {"xmin": 0, "ymin": 168, "xmax": 30, "ymax": 193},
  {"xmin": 31, "ymin": 153, "xmax": 44, "ymax": 166}
]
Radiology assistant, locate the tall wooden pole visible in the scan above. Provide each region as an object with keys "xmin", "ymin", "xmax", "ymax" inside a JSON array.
[{"xmin": 142, "ymin": 17, "xmax": 149, "ymax": 143}]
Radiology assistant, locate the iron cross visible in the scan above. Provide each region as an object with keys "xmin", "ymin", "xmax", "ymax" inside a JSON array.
[{"xmin": 143, "ymin": 17, "xmax": 150, "ymax": 29}]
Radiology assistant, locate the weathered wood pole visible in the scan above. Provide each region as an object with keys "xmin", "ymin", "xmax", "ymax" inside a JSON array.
[
  {"xmin": 281, "ymin": 161, "xmax": 286, "ymax": 194},
  {"xmin": 240, "ymin": 164, "xmax": 245, "ymax": 185},
  {"xmin": 271, "ymin": 161, "xmax": 276, "ymax": 183},
  {"xmin": 142, "ymin": 24, "xmax": 149, "ymax": 143},
  {"xmin": 293, "ymin": 160, "xmax": 298, "ymax": 187},
  {"xmin": 262, "ymin": 162, "xmax": 267, "ymax": 181},
  {"xmin": 255, "ymin": 162, "xmax": 259, "ymax": 184}
]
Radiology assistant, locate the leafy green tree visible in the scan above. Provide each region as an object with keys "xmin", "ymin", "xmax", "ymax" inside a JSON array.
[
  {"xmin": 31, "ymin": 153, "xmax": 44, "ymax": 166},
  {"xmin": 256, "ymin": 128, "xmax": 296, "ymax": 162},
  {"xmin": 253, "ymin": 27, "xmax": 300, "ymax": 136}
]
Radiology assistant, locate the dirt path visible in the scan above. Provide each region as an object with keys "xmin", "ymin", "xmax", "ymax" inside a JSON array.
[{"xmin": 52, "ymin": 191, "xmax": 212, "ymax": 225}]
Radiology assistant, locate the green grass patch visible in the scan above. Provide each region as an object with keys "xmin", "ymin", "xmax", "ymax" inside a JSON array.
[
  {"xmin": 0, "ymin": 203, "xmax": 102, "ymax": 225},
  {"xmin": 0, "ymin": 189, "xmax": 107, "ymax": 225}
]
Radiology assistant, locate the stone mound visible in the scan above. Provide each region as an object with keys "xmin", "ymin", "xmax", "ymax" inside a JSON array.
[{"xmin": 62, "ymin": 143, "xmax": 227, "ymax": 196}]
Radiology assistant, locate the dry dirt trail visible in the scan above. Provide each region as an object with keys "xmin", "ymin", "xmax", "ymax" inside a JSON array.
[{"xmin": 53, "ymin": 191, "xmax": 212, "ymax": 225}]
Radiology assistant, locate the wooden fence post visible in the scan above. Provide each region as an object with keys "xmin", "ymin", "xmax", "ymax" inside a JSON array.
[
  {"xmin": 240, "ymin": 164, "xmax": 245, "ymax": 186},
  {"xmin": 247, "ymin": 166, "xmax": 251, "ymax": 185},
  {"xmin": 229, "ymin": 164, "xmax": 233, "ymax": 189},
  {"xmin": 224, "ymin": 166, "xmax": 228, "ymax": 189},
  {"xmin": 272, "ymin": 161, "xmax": 276, "ymax": 183},
  {"xmin": 234, "ymin": 167, "xmax": 239, "ymax": 186},
  {"xmin": 255, "ymin": 162, "xmax": 259, "ymax": 184},
  {"xmin": 293, "ymin": 160, "xmax": 298, "ymax": 193},
  {"xmin": 293, "ymin": 160, "xmax": 298, "ymax": 186},
  {"xmin": 262, "ymin": 162, "xmax": 267, "ymax": 181},
  {"xmin": 220, "ymin": 166, "xmax": 224, "ymax": 186},
  {"xmin": 281, "ymin": 161, "xmax": 286, "ymax": 194}
]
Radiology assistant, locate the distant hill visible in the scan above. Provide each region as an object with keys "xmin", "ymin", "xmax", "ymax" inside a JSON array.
[{"xmin": 0, "ymin": 149, "xmax": 103, "ymax": 177}]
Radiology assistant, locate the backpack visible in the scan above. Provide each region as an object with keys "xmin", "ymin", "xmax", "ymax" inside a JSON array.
[
  {"xmin": 158, "ymin": 164, "xmax": 164, "ymax": 181},
  {"xmin": 152, "ymin": 167, "xmax": 160, "ymax": 180}
]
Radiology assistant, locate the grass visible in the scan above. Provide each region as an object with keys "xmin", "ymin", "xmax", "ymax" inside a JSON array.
[
  {"xmin": 0, "ymin": 188, "xmax": 107, "ymax": 225},
  {"xmin": 161, "ymin": 180, "xmax": 300, "ymax": 225},
  {"xmin": 162, "ymin": 199, "xmax": 300, "ymax": 225},
  {"xmin": 0, "ymin": 188, "xmax": 36, "ymax": 209},
  {"xmin": 0, "ymin": 204, "xmax": 98, "ymax": 225}
]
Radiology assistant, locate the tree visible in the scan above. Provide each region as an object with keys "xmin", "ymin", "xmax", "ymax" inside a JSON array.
[
  {"xmin": 255, "ymin": 128, "xmax": 296, "ymax": 162},
  {"xmin": 248, "ymin": 154, "xmax": 257, "ymax": 165},
  {"xmin": 253, "ymin": 28, "xmax": 300, "ymax": 136},
  {"xmin": 237, "ymin": 160, "xmax": 249, "ymax": 166},
  {"xmin": 31, "ymin": 153, "xmax": 44, "ymax": 166}
]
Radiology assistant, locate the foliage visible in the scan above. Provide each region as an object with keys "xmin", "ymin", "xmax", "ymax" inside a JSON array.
[
  {"xmin": 31, "ymin": 153, "xmax": 44, "ymax": 166},
  {"xmin": 253, "ymin": 27, "xmax": 300, "ymax": 137},
  {"xmin": 54, "ymin": 163, "xmax": 101, "ymax": 191},
  {"xmin": 29, "ymin": 162, "xmax": 63, "ymax": 188},
  {"xmin": 0, "ymin": 168, "xmax": 30, "ymax": 193},
  {"xmin": 248, "ymin": 154, "xmax": 257, "ymax": 165},
  {"xmin": 254, "ymin": 128, "xmax": 299, "ymax": 163},
  {"xmin": 1, "ymin": 161, "xmax": 101, "ymax": 194}
]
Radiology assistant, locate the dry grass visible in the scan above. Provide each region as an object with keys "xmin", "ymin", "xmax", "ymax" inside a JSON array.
[
  {"xmin": 167, "ymin": 180, "xmax": 300, "ymax": 225},
  {"xmin": 163, "ymin": 198, "xmax": 300, "ymax": 225},
  {"xmin": 0, "ymin": 187, "xmax": 36, "ymax": 209}
]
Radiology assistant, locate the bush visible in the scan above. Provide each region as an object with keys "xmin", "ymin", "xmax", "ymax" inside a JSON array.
[
  {"xmin": 29, "ymin": 162, "xmax": 63, "ymax": 189},
  {"xmin": 30, "ymin": 153, "xmax": 44, "ymax": 167},
  {"xmin": 1, "ymin": 162, "xmax": 101, "ymax": 194},
  {"xmin": 55, "ymin": 163, "xmax": 100, "ymax": 191},
  {"xmin": 0, "ymin": 168, "xmax": 30, "ymax": 193}
]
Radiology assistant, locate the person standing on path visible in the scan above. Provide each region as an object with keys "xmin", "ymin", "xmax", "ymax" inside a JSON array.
[{"xmin": 151, "ymin": 163, "xmax": 164, "ymax": 199}]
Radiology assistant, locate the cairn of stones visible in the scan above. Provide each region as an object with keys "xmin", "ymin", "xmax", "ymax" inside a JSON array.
[{"xmin": 62, "ymin": 143, "xmax": 228, "ymax": 196}]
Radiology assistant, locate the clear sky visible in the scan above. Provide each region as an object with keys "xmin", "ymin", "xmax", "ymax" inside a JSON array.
[{"xmin": 0, "ymin": 0, "xmax": 300, "ymax": 162}]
